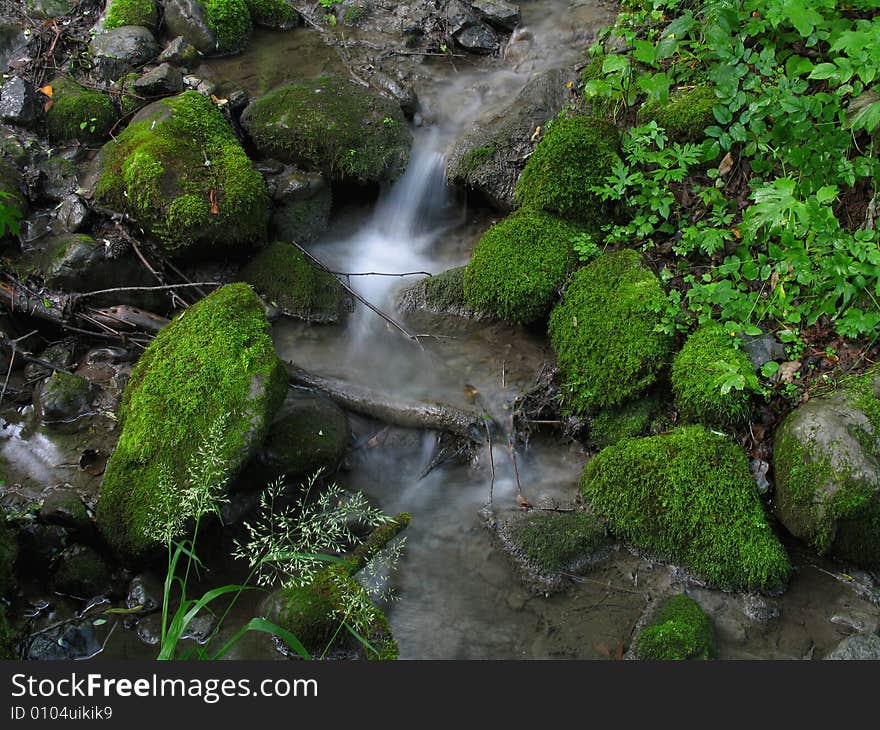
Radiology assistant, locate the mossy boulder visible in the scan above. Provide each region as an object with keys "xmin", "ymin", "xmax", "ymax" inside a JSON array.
[
  {"xmin": 246, "ymin": 0, "xmax": 299, "ymax": 28},
  {"xmin": 268, "ymin": 169, "xmax": 332, "ymax": 244},
  {"xmin": 590, "ymin": 395, "xmax": 662, "ymax": 449},
  {"xmin": 672, "ymin": 323, "xmax": 754, "ymax": 428},
  {"xmin": 395, "ymin": 266, "xmax": 480, "ymax": 319},
  {"xmin": 635, "ymin": 594, "xmax": 715, "ymax": 660},
  {"xmin": 463, "ymin": 211, "xmax": 581, "ymax": 324},
  {"xmin": 50, "ymin": 545, "xmax": 113, "ymax": 597},
  {"xmin": 548, "ymin": 249, "xmax": 672, "ymax": 414},
  {"xmin": 241, "ymin": 76, "xmax": 412, "ymax": 185},
  {"xmin": 104, "ymin": 0, "xmax": 159, "ymax": 31},
  {"xmin": 95, "ymin": 91, "xmax": 269, "ymax": 254},
  {"xmin": 261, "ymin": 390, "xmax": 350, "ymax": 480},
  {"xmin": 35, "ymin": 372, "xmax": 93, "ymax": 423},
  {"xmin": 202, "ymin": 0, "xmax": 253, "ymax": 53},
  {"xmin": 581, "ymin": 425, "xmax": 790, "ymax": 591},
  {"xmin": 773, "ymin": 371, "xmax": 880, "ymax": 567},
  {"xmin": 240, "ymin": 242, "xmax": 349, "ymax": 323},
  {"xmin": 514, "ymin": 115, "xmax": 619, "ymax": 228},
  {"xmin": 506, "ymin": 510, "xmax": 607, "ymax": 574},
  {"xmin": 637, "ymin": 85, "xmax": 717, "ymax": 143},
  {"xmin": 96, "ymin": 284, "xmax": 288, "ymax": 559},
  {"xmin": 46, "ymin": 78, "xmax": 118, "ymax": 144}
]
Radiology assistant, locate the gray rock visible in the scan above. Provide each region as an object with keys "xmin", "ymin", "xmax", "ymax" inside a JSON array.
[
  {"xmin": 0, "ymin": 76, "xmax": 41, "ymax": 127},
  {"xmin": 268, "ymin": 167, "xmax": 332, "ymax": 244},
  {"xmin": 445, "ymin": 68, "xmax": 568, "ymax": 211},
  {"xmin": 90, "ymin": 26, "xmax": 160, "ymax": 82},
  {"xmin": 157, "ymin": 36, "xmax": 199, "ymax": 67},
  {"xmin": 23, "ymin": 620, "xmax": 103, "ymax": 660},
  {"xmin": 132, "ymin": 63, "xmax": 184, "ymax": 97},
  {"xmin": 24, "ymin": 0, "xmax": 71, "ymax": 19},
  {"xmin": 40, "ymin": 487, "xmax": 91, "ymax": 533},
  {"xmin": 742, "ymin": 332, "xmax": 786, "ymax": 369},
  {"xmin": 825, "ymin": 632, "xmax": 880, "ymax": 660},
  {"xmin": 35, "ymin": 372, "xmax": 93, "ymax": 423},
  {"xmin": 455, "ymin": 22, "xmax": 500, "ymax": 54},
  {"xmin": 372, "ymin": 72, "xmax": 418, "ymax": 117},
  {"xmin": 447, "ymin": 0, "xmax": 477, "ymax": 35},
  {"xmin": 126, "ymin": 574, "xmax": 162, "ymax": 613},
  {"xmin": 50, "ymin": 545, "xmax": 113, "ymax": 598},
  {"xmin": 51, "ymin": 194, "xmax": 90, "ymax": 235},
  {"xmin": 36, "ymin": 154, "xmax": 79, "ymax": 202},
  {"xmin": 135, "ymin": 614, "xmax": 161, "ymax": 645},
  {"xmin": 163, "ymin": 0, "xmax": 218, "ymax": 55},
  {"xmin": 24, "ymin": 342, "xmax": 74, "ymax": 381},
  {"xmin": 468, "ymin": 0, "xmax": 520, "ymax": 30}
]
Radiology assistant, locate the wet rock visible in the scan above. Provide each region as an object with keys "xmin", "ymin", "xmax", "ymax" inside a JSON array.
[
  {"xmin": 126, "ymin": 573, "xmax": 162, "ymax": 613},
  {"xmin": 372, "ymin": 72, "xmax": 418, "ymax": 117},
  {"xmin": 468, "ymin": 0, "xmax": 520, "ymax": 30},
  {"xmin": 135, "ymin": 614, "xmax": 161, "ymax": 645},
  {"xmin": 24, "ymin": 0, "xmax": 72, "ymax": 19},
  {"xmin": 22, "ymin": 620, "xmax": 103, "ymax": 660},
  {"xmin": 396, "ymin": 266, "xmax": 484, "ymax": 320},
  {"xmin": 267, "ymin": 167, "xmax": 332, "ymax": 245},
  {"xmin": 446, "ymin": 69, "xmax": 569, "ymax": 211},
  {"xmin": 50, "ymin": 545, "xmax": 113, "ymax": 598},
  {"xmin": 261, "ymin": 390, "xmax": 350, "ymax": 480},
  {"xmin": 742, "ymin": 332, "xmax": 786, "ymax": 369},
  {"xmin": 0, "ymin": 76, "xmax": 41, "ymax": 128},
  {"xmin": 455, "ymin": 22, "xmax": 499, "ymax": 54},
  {"xmin": 825, "ymin": 632, "xmax": 880, "ymax": 660},
  {"xmin": 183, "ymin": 74, "xmax": 218, "ymax": 96},
  {"xmin": 51, "ymin": 194, "xmax": 89, "ymax": 235},
  {"xmin": 163, "ymin": 0, "xmax": 218, "ymax": 55},
  {"xmin": 773, "ymin": 375, "xmax": 880, "ymax": 568},
  {"xmin": 16, "ymin": 523, "xmax": 69, "ymax": 576},
  {"xmin": 90, "ymin": 26, "xmax": 160, "ymax": 82},
  {"xmin": 742, "ymin": 594, "xmax": 780, "ymax": 623},
  {"xmin": 36, "ymin": 154, "xmax": 79, "ymax": 202},
  {"xmin": 157, "ymin": 36, "xmax": 199, "ymax": 67},
  {"xmin": 40, "ymin": 487, "xmax": 91, "ymax": 533},
  {"xmin": 35, "ymin": 372, "xmax": 93, "ymax": 423},
  {"xmin": 132, "ymin": 63, "xmax": 185, "ymax": 97}
]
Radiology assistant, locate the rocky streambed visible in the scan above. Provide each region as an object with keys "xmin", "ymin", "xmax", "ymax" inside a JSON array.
[{"xmin": 1, "ymin": 0, "xmax": 880, "ymax": 662}]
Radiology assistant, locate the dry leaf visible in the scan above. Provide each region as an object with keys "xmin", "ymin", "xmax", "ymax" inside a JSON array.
[
  {"xmin": 43, "ymin": 100, "xmax": 54, "ymax": 113},
  {"xmin": 775, "ymin": 360, "xmax": 802, "ymax": 384},
  {"xmin": 209, "ymin": 188, "xmax": 220, "ymax": 215},
  {"xmin": 38, "ymin": 84, "xmax": 53, "ymax": 98},
  {"xmin": 515, "ymin": 493, "xmax": 533, "ymax": 510},
  {"xmin": 530, "ymin": 125, "xmax": 542, "ymax": 142},
  {"xmin": 718, "ymin": 151, "xmax": 734, "ymax": 177},
  {"xmin": 731, "ymin": 226, "xmax": 742, "ymax": 240}
]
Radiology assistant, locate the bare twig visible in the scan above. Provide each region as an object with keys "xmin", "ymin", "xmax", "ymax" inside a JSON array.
[
  {"xmin": 485, "ymin": 419, "xmax": 495, "ymax": 506},
  {"xmin": 329, "ymin": 270, "xmax": 432, "ymax": 278},
  {"xmin": 76, "ymin": 282, "xmax": 220, "ymax": 299}
]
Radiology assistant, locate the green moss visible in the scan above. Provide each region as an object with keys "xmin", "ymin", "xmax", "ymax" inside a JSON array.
[
  {"xmin": 581, "ymin": 425, "xmax": 790, "ymax": 591},
  {"xmin": 548, "ymin": 249, "xmax": 673, "ymax": 414},
  {"xmin": 637, "ymin": 85, "xmax": 717, "ymax": 143},
  {"xmin": 508, "ymin": 511, "xmax": 607, "ymax": 573},
  {"xmin": 461, "ymin": 143, "xmax": 496, "ymax": 175},
  {"xmin": 463, "ymin": 211, "xmax": 582, "ymax": 324},
  {"xmin": 117, "ymin": 72, "xmax": 147, "ymax": 117},
  {"xmin": 46, "ymin": 77, "xmax": 118, "ymax": 145},
  {"xmin": 241, "ymin": 76, "xmax": 412, "ymax": 184},
  {"xmin": 246, "ymin": 0, "xmax": 297, "ymax": 25},
  {"xmin": 202, "ymin": 0, "xmax": 252, "ymax": 53},
  {"xmin": 672, "ymin": 323, "xmax": 753, "ymax": 428},
  {"xmin": 240, "ymin": 242, "xmax": 347, "ymax": 322},
  {"xmin": 95, "ymin": 91, "xmax": 268, "ymax": 253},
  {"xmin": 50, "ymin": 545, "xmax": 112, "ymax": 597},
  {"xmin": 0, "ymin": 519, "xmax": 17, "ymax": 597},
  {"xmin": 272, "ymin": 189, "xmax": 331, "ymax": 244},
  {"xmin": 590, "ymin": 396, "xmax": 661, "ymax": 449},
  {"xmin": 40, "ymin": 371, "xmax": 91, "ymax": 415},
  {"xmin": 97, "ymin": 284, "xmax": 288, "ymax": 558},
  {"xmin": 342, "ymin": 4, "xmax": 367, "ymax": 25},
  {"xmin": 423, "ymin": 267, "xmax": 466, "ymax": 311},
  {"xmin": 104, "ymin": 0, "xmax": 158, "ymax": 30},
  {"xmin": 635, "ymin": 594, "xmax": 715, "ymax": 660},
  {"xmin": 514, "ymin": 115, "xmax": 619, "ymax": 228}
]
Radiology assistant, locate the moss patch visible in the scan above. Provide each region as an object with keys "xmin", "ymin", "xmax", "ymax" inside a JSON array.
[
  {"xmin": 463, "ymin": 211, "xmax": 581, "ymax": 324},
  {"xmin": 514, "ymin": 115, "xmax": 619, "ymax": 228},
  {"xmin": 581, "ymin": 425, "xmax": 790, "ymax": 591},
  {"xmin": 240, "ymin": 242, "xmax": 348, "ymax": 323},
  {"xmin": 104, "ymin": 0, "xmax": 158, "ymax": 30},
  {"xmin": 246, "ymin": 0, "xmax": 298, "ymax": 26},
  {"xmin": 508, "ymin": 511, "xmax": 607, "ymax": 573},
  {"xmin": 590, "ymin": 395, "xmax": 662, "ymax": 449},
  {"xmin": 241, "ymin": 76, "xmax": 411, "ymax": 184},
  {"xmin": 672, "ymin": 322, "xmax": 753, "ymax": 428},
  {"xmin": 548, "ymin": 249, "xmax": 672, "ymax": 414},
  {"xmin": 637, "ymin": 85, "xmax": 717, "ymax": 143},
  {"xmin": 46, "ymin": 77, "xmax": 118, "ymax": 145},
  {"xmin": 202, "ymin": 0, "xmax": 252, "ymax": 53},
  {"xmin": 95, "ymin": 91, "xmax": 268, "ymax": 253},
  {"xmin": 97, "ymin": 283, "xmax": 287, "ymax": 559},
  {"xmin": 635, "ymin": 594, "xmax": 715, "ymax": 660}
]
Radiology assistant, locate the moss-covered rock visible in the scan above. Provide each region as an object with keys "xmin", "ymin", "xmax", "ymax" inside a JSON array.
[
  {"xmin": 773, "ymin": 371, "xmax": 880, "ymax": 567},
  {"xmin": 50, "ymin": 545, "xmax": 113, "ymax": 597},
  {"xmin": 246, "ymin": 0, "xmax": 299, "ymax": 28},
  {"xmin": 581, "ymin": 425, "xmax": 790, "ymax": 591},
  {"xmin": 203, "ymin": 0, "xmax": 253, "ymax": 53},
  {"xmin": 514, "ymin": 115, "xmax": 619, "ymax": 228},
  {"xmin": 269, "ymin": 170, "xmax": 332, "ymax": 244},
  {"xmin": 635, "ymin": 594, "xmax": 715, "ymax": 660},
  {"xmin": 507, "ymin": 510, "xmax": 607, "ymax": 574},
  {"xmin": 463, "ymin": 211, "xmax": 581, "ymax": 324},
  {"xmin": 261, "ymin": 390, "xmax": 350, "ymax": 479},
  {"xmin": 46, "ymin": 77, "xmax": 118, "ymax": 145},
  {"xmin": 241, "ymin": 76, "xmax": 412, "ymax": 185},
  {"xmin": 548, "ymin": 249, "xmax": 672, "ymax": 414},
  {"xmin": 104, "ymin": 0, "xmax": 159, "ymax": 30},
  {"xmin": 35, "ymin": 372, "xmax": 93, "ymax": 423},
  {"xmin": 637, "ymin": 85, "xmax": 717, "ymax": 143},
  {"xmin": 590, "ymin": 395, "xmax": 662, "ymax": 449},
  {"xmin": 95, "ymin": 91, "xmax": 269, "ymax": 254},
  {"xmin": 672, "ymin": 323, "xmax": 753, "ymax": 428},
  {"xmin": 96, "ymin": 283, "xmax": 288, "ymax": 559},
  {"xmin": 240, "ymin": 242, "xmax": 349, "ymax": 323}
]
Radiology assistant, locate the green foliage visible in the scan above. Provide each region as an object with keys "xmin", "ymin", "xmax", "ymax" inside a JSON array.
[
  {"xmin": 240, "ymin": 76, "xmax": 411, "ymax": 184},
  {"xmin": 97, "ymin": 284, "xmax": 287, "ymax": 558},
  {"xmin": 581, "ymin": 425, "xmax": 791, "ymax": 591},
  {"xmin": 95, "ymin": 91, "xmax": 268, "ymax": 252},
  {"xmin": 240, "ymin": 242, "xmax": 347, "ymax": 322},
  {"xmin": 104, "ymin": 0, "xmax": 158, "ymax": 30},
  {"xmin": 635, "ymin": 594, "xmax": 716, "ymax": 661},
  {"xmin": 508, "ymin": 511, "xmax": 607, "ymax": 573},
  {"xmin": 548, "ymin": 249, "xmax": 673, "ymax": 414},
  {"xmin": 46, "ymin": 78, "xmax": 118, "ymax": 144},
  {"xmin": 514, "ymin": 115, "xmax": 620, "ymax": 229},
  {"xmin": 203, "ymin": 0, "xmax": 252, "ymax": 53},
  {"xmin": 672, "ymin": 322, "xmax": 756, "ymax": 428},
  {"xmin": 0, "ymin": 192, "xmax": 23, "ymax": 239},
  {"xmin": 463, "ymin": 211, "xmax": 582, "ymax": 324}
]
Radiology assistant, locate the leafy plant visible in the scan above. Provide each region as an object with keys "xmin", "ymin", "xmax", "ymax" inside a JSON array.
[{"xmin": 0, "ymin": 192, "xmax": 23, "ymax": 238}]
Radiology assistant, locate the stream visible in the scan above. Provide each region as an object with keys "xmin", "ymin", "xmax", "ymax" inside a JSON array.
[{"xmin": 3, "ymin": 0, "xmax": 880, "ymax": 661}]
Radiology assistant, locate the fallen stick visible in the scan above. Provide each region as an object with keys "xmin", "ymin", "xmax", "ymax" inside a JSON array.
[{"xmin": 286, "ymin": 362, "xmax": 492, "ymax": 443}]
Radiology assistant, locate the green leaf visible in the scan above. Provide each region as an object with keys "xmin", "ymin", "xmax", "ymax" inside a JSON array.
[
  {"xmin": 808, "ymin": 63, "xmax": 838, "ymax": 80},
  {"xmin": 761, "ymin": 361, "xmax": 780, "ymax": 378}
]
